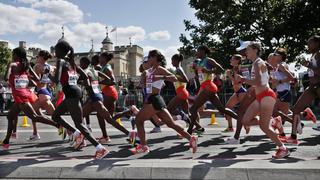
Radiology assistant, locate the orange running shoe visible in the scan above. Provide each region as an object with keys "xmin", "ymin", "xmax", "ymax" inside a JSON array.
[
  {"xmin": 304, "ymin": 107, "xmax": 317, "ymax": 123},
  {"xmin": 130, "ymin": 144, "xmax": 150, "ymax": 154},
  {"xmin": 281, "ymin": 136, "xmax": 299, "ymax": 145},
  {"xmin": 94, "ymin": 147, "xmax": 109, "ymax": 159}
]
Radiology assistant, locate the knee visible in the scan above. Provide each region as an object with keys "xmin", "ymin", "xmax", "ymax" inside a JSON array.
[
  {"xmin": 190, "ymin": 105, "xmax": 198, "ymax": 114},
  {"xmin": 52, "ymin": 111, "xmax": 60, "ymax": 122}
]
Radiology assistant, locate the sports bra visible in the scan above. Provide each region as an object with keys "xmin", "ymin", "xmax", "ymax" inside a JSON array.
[
  {"xmin": 251, "ymin": 58, "xmax": 269, "ymax": 87},
  {"xmin": 308, "ymin": 54, "xmax": 318, "ymax": 77},
  {"xmin": 145, "ymin": 68, "xmax": 164, "ymax": 93}
]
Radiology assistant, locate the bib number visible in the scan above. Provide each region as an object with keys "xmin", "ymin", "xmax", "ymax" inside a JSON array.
[
  {"xmin": 146, "ymin": 75, "xmax": 153, "ymax": 94},
  {"xmin": 68, "ymin": 71, "xmax": 78, "ymax": 85},
  {"xmin": 14, "ymin": 75, "xmax": 29, "ymax": 89},
  {"xmin": 92, "ymin": 81, "xmax": 100, "ymax": 93}
]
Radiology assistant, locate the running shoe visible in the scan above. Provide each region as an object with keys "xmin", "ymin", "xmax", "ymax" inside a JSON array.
[
  {"xmin": 193, "ymin": 127, "xmax": 205, "ymax": 136},
  {"xmin": 272, "ymin": 147, "xmax": 290, "ymax": 159},
  {"xmin": 189, "ymin": 135, "xmax": 198, "ymax": 153},
  {"xmin": 312, "ymin": 125, "xmax": 320, "ymax": 131},
  {"xmin": 278, "ymin": 135, "xmax": 287, "ymax": 142},
  {"xmin": 224, "ymin": 137, "xmax": 240, "ymax": 144},
  {"xmin": 271, "ymin": 116, "xmax": 283, "ymax": 131},
  {"xmin": 11, "ymin": 132, "xmax": 17, "ymax": 139},
  {"xmin": 150, "ymin": 127, "xmax": 161, "ymax": 133},
  {"xmin": 94, "ymin": 147, "xmax": 109, "ymax": 159},
  {"xmin": 58, "ymin": 126, "xmax": 67, "ymax": 140},
  {"xmin": 128, "ymin": 131, "xmax": 137, "ymax": 145},
  {"xmin": 73, "ymin": 134, "xmax": 84, "ymax": 150},
  {"xmin": 58, "ymin": 125, "xmax": 64, "ymax": 135},
  {"xmin": 222, "ymin": 127, "xmax": 234, "ymax": 133},
  {"xmin": 96, "ymin": 136, "xmax": 111, "ymax": 144},
  {"xmin": 28, "ymin": 134, "xmax": 40, "ymax": 141},
  {"xmin": 281, "ymin": 136, "xmax": 299, "ymax": 145},
  {"xmin": 130, "ymin": 144, "xmax": 150, "ymax": 154},
  {"xmin": 2, "ymin": 143, "xmax": 9, "ymax": 150},
  {"xmin": 304, "ymin": 107, "xmax": 317, "ymax": 123}
]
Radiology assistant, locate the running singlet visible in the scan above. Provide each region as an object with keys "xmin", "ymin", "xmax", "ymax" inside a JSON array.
[
  {"xmin": 100, "ymin": 64, "xmax": 118, "ymax": 100},
  {"xmin": 196, "ymin": 58, "xmax": 213, "ymax": 84},
  {"xmin": 272, "ymin": 62, "xmax": 290, "ymax": 92},
  {"xmin": 60, "ymin": 68, "xmax": 78, "ymax": 86},
  {"xmin": 145, "ymin": 68, "xmax": 164, "ymax": 94},
  {"xmin": 173, "ymin": 67, "xmax": 189, "ymax": 100},
  {"xmin": 9, "ymin": 65, "xmax": 37, "ymax": 104},
  {"xmin": 40, "ymin": 63, "xmax": 51, "ymax": 84},
  {"xmin": 195, "ymin": 57, "xmax": 217, "ymax": 93},
  {"xmin": 308, "ymin": 54, "xmax": 317, "ymax": 77},
  {"xmin": 86, "ymin": 66, "xmax": 101, "ymax": 94}
]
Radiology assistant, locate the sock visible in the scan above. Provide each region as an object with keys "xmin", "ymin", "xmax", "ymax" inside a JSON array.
[
  {"xmin": 291, "ymin": 134, "xmax": 297, "ymax": 139},
  {"xmin": 95, "ymin": 144, "xmax": 104, "ymax": 151}
]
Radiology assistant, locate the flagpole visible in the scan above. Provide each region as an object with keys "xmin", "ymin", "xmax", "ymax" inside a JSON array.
[{"xmin": 116, "ymin": 29, "xmax": 118, "ymax": 46}]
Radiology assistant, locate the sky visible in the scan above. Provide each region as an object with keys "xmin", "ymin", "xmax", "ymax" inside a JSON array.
[{"xmin": 0, "ymin": 0, "xmax": 199, "ymax": 63}]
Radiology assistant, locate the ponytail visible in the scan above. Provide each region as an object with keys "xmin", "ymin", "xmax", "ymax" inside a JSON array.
[{"xmin": 13, "ymin": 47, "xmax": 29, "ymax": 73}]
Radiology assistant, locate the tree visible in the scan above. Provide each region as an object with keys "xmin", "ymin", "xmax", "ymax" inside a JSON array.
[
  {"xmin": 179, "ymin": 0, "xmax": 320, "ymax": 68},
  {"xmin": 0, "ymin": 45, "xmax": 11, "ymax": 78}
]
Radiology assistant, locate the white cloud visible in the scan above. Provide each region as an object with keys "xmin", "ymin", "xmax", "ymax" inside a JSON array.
[
  {"xmin": 148, "ymin": 30, "xmax": 171, "ymax": 41},
  {"xmin": 32, "ymin": 0, "xmax": 83, "ymax": 23},
  {"xmin": 28, "ymin": 42, "xmax": 49, "ymax": 50},
  {"xmin": 0, "ymin": 2, "xmax": 43, "ymax": 35},
  {"xmin": 17, "ymin": 0, "xmax": 38, "ymax": 4}
]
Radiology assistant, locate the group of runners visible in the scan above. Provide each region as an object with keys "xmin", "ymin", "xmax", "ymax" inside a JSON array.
[{"xmin": 1, "ymin": 34, "xmax": 320, "ymax": 160}]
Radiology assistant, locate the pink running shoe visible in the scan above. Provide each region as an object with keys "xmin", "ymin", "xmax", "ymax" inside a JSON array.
[
  {"xmin": 11, "ymin": 132, "xmax": 17, "ymax": 139},
  {"xmin": 304, "ymin": 108, "xmax": 317, "ymax": 124},
  {"xmin": 2, "ymin": 143, "xmax": 9, "ymax": 150},
  {"xmin": 281, "ymin": 136, "xmax": 299, "ymax": 145},
  {"xmin": 94, "ymin": 147, "xmax": 109, "ymax": 159},
  {"xmin": 130, "ymin": 144, "xmax": 150, "ymax": 154},
  {"xmin": 189, "ymin": 135, "xmax": 198, "ymax": 153},
  {"xmin": 272, "ymin": 147, "xmax": 290, "ymax": 159}
]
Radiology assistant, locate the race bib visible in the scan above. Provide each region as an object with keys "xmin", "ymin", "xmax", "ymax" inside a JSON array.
[
  {"xmin": 146, "ymin": 75, "xmax": 153, "ymax": 94},
  {"xmin": 241, "ymin": 67, "xmax": 250, "ymax": 79},
  {"xmin": 68, "ymin": 71, "xmax": 78, "ymax": 85},
  {"xmin": 14, "ymin": 75, "xmax": 29, "ymax": 89},
  {"xmin": 92, "ymin": 80, "xmax": 100, "ymax": 93}
]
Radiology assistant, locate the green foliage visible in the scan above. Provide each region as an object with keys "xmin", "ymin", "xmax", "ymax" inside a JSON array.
[
  {"xmin": 180, "ymin": 0, "xmax": 320, "ymax": 68},
  {"xmin": 0, "ymin": 45, "xmax": 11, "ymax": 77}
]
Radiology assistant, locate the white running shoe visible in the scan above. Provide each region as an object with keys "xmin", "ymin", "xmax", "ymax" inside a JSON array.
[
  {"xmin": 150, "ymin": 127, "xmax": 161, "ymax": 133},
  {"xmin": 224, "ymin": 137, "xmax": 240, "ymax": 144},
  {"xmin": 28, "ymin": 134, "xmax": 40, "ymax": 141}
]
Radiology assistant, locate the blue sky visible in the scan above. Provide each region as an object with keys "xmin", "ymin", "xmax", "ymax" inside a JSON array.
[{"xmin": 0, "ymin": 0, "xmax": 199, "ymax": 60}]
